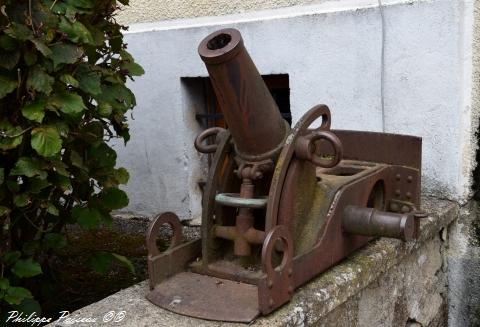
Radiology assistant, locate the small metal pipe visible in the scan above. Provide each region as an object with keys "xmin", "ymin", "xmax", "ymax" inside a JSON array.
[
  {"xmin": 342, "ymin": 205, "xmax": 416, "ymax": 241},
  {"xmin": 198, "ymin": 28, "xmax": 288, "ymax": 162}
]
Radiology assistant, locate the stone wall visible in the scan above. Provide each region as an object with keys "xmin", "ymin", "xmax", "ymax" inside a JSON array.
[
  {"xmin": 448, "ymin": 201, "xmax": 480, "ymax": 327},
  {"xmin": 320, "ymin": 237, "xmax": 447, "ymax": 327},
  {"xmin": 47, "ymin": 198, "xmax": 457, "ymax": 327}
]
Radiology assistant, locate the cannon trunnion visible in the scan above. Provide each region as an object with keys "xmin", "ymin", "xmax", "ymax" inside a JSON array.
[{"xmin": 146, "ymin": 28, "xmax": 423, "ymax": 322}]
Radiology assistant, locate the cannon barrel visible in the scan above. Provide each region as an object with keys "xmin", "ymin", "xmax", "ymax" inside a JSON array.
[{"xmin": 198, "ymin": 28, "xmax": 288, "ymax": 162}]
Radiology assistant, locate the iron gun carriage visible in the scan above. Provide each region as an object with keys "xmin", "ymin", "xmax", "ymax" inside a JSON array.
[{"xmin": 146, "ymin": 28, "xmax": 424, "ymax": 322}]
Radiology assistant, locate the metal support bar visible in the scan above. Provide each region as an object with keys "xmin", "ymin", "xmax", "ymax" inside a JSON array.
[{"xmin": 342, "ymin": 205, "xmax": 416, "ymax": 241}]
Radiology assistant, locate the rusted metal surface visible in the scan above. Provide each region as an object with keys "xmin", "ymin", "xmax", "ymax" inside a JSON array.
[
  {"xmin": 258, "ymin": 225, "xmax": 294, "ymax": 314},
  {"xmin": 147, "ymin": 272, "xmax": 259, "ymax": 322},
  {"xmin": 342, "ymin": 205, "xmax": 416, "ymax": 241},
  {"xmin": 198, "ymin": 28, "xmax": 289, "ymax": 162},
  {"xmin": 194, "ymin": 127, "xmax": 225, "ymax": 154},
  {"xmin": 146, "ymin": 27, "xmax": 424, "ymax": 323},
  {"xmin": 146, "ymin": 213, "xmax": 202, "ymax": 289}
]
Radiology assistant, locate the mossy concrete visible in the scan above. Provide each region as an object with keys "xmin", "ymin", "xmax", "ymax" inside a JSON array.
[{"xmin": 47, "ymin": 197, "xmax": 457, "ymax": 327}]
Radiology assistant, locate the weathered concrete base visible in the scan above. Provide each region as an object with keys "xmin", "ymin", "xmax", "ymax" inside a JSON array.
[
  {"xmin": 447, "ymin": 201, "xmax": 480, "ymax": 327},
  {"xmin": 47, "ymin": 198, "xmax": 457, "ymax": 327}
]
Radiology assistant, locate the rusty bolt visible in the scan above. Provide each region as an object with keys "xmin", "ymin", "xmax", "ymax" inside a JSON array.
[
  {"xmin": 395, "ymin": 174, "xmax": 401, "ymax": 181},
  {"xmin": 407, "ymin": 176, "xmax": 413, "ymax": 183},
  {"xmin": 288, "ymin": 268, "xmax": 293, "ymax": 277},
  {"xmin": 395, "ymin": 189, "xmax": 401, "ymax": 196},
  {"xmin": 269, "ymin": 298, "xmax": 274, "ymax": 308},
  {"xmin": 406, "ymin": 192, "xmax": 412, "ymax": 199},
  {"xmin": 288, "ymin": 286, "xmax": 294, "ymax": 294}
]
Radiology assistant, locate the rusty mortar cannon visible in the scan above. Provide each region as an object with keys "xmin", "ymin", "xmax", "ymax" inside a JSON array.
[{"xmin": 145, "ymin": 28, "xmax": 424, "ymax": 322}]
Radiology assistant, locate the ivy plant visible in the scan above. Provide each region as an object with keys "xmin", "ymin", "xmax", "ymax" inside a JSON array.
[{"xmin": 0, "ymin": 0, "xmax": 143, "ymax": 314}]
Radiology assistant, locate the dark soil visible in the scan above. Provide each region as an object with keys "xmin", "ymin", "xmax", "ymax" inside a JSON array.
[{"xmin": 42, "ymin": 227, "xmax": 149, "ymax": 320}]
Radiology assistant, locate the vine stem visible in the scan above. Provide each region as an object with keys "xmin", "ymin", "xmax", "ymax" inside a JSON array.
[
  {"xmin": 22, "ymin": 213, "xmax": 44, "ymax": 233},
  {"xmin": 0, "ymin": 126, "xmax": 33, "ymax": 138},
  {"xmin": 50, "ymin": 0, "xmax": 58, "ymax": 10}
]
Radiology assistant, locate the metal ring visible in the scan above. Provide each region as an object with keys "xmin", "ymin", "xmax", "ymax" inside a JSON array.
[
  {"xmin": 295, "ymin": 130, "xmax": 343, "ymax": 168},
  {"xmin": 261, "ymin": 225, "xmax": 293, "ymax": 277},
  {"xmin": 215, "ymin": 193, "xmax": 268, "ymax": 208},
  {"xmin": 146, "ymin": 212, "xmax": 183, "ymax": 256},
  {"xmin": 194, "ymin": 127, "xmax": 225, "ymax": 153}
]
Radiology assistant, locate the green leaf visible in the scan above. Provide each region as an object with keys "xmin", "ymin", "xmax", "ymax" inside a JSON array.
[
  {"xmin": 21, "ymin": 100, "xmax": 46, "ymax": 123},
  {"xmin": 49, "ymin": 44, "xmax": 83, "ymax": 68},
  {"xmin": 114, "ymin": 168, "xmax": 129, "ymax": 184},
  {"xmin": 97, "ymin": 103, "xmax": 113, "ymax": 117},
  {"xmin": 11, "ymin": 157, "xmax": 47, "ymax": 179},
  {"xmin": 5, "ymin": 23, "xmax": 33, "ymax": 41},
  {"xmin": 72, "ymin": 206, "xmax": 101, "ymax": 229},
  {"xmin": 51, "ymin": 159, "xmax": 70, "ymax": 177},
  {"xmin": 5, "ymin": 287, "xmax": 33, "ymax": 305},
  {"xmin": 87, "ymin": 251, "xmax": 112, "ymax": 274},
  {"xmin": 44, "ymin": 233, "xmax": 67, "ymax": 249},
  {"xmin": 49, "ymin": 92, "xmax": 86, "ymax": 116},
  {"xmin": 14, "ymin": 194, "xmax": 30, "ymax": 207},
  {"xmin": 52, "ymin": 174, "xmax": 72, "ymax": 192},
  {"xmin": 0, "ymin": 76, "xmax": 17, "ymax": 98},
  {"xmin": 0, "ymin": 121, "xmax": 23, "ymax": 150},
  {"xmin": 27, "ymin": 66, "xmax": 54, "ymax": 95},
  {"xmin": 29, "ymin": 178, "xmax": 50, "ymax": 193},
  {"xmin": 77, "ymin": 69, "xmax": 101, "ymax": 95},
  {"xmin": 30, "ymin": 39, "xmax": 52, "ymax": 57},
  {"xmin": 12, "ymin": 259, "xmax": 42, "ymax": 278},
  {"xmin": 46, "ymin": 203, "xmax": 59, "ymax": 216},
  {"xmin": 112, "ymin": 253, "xmax": 135, "ymax": 274},
  {"xmin": 2, "ymin": 251, "xmax": 21, "ymax": 266},
  {"xmin": 0, "ymin": 278, "xmax": 9, "ymax": 290},
  {"xmin": 10, "ymin": 298, "xmax": 42, "ymax": 319},
  {"xmin": 24, "ymin": 49, "xmax": 38, "ymax": 66},
  {"xmin": 31, "ymin": 126, "xmax": 62, "ymax": 157},
  {"xmin": 66, "ymin": 0, "xmax": 95, "ymax": 8},
  {"xmin": 98, "ymin": 187, "xmax": 128, "ymax": 210},
  {"xmin": 59, "ymin": 17, "xmax": 94, "ymax": 44},
  {"xmin": 70, "ymin": 150, "xmax": 87, "ymax": 170},
  {"xmin": 0, "ymin": 35, "xmax": 17, "ymax": 51},
  {"xmin": 0, "ymin": 50, "xmax": 20, "ymax": 69},
  {"xmin": 88, "ymin": 143, "xmax": 117, "ymax": 168},
  {"xmin": 121, "ymin": 62, "xmax": 145, "ymax": 76},
  {"xmin": 60, "ymin": 74, "xmax": 79, "ymax": 87}
]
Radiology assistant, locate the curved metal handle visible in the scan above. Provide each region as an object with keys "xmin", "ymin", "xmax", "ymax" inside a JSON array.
[
  {"xmin": 261, "ymin": 225, "xmax": 293, "ymax": 277},
  {"xmin": 295, "ymin": 130, "xmax": 343, "ymax": 168},
  {"xmin": 146, "ymin": 212, "xmax": 183, "ymax": 256},
  {"xmin": 194, "ymin": 127, "xmax": 225, "ymax": 153}
]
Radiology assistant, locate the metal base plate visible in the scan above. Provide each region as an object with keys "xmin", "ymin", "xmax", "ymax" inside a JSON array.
[{"xmin": 146, "ymin": 272, "xmax": 259, "ymax": 322}]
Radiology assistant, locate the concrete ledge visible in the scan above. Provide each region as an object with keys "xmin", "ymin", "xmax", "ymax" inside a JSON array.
[{"xmin": 47, "ymin": 197, "xmax": 458, "ymax": 326}]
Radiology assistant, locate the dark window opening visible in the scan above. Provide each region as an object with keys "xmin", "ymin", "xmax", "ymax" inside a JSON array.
[{"xmin": 191, "ymin": 74, "xmax": 291, "ymax": 129}]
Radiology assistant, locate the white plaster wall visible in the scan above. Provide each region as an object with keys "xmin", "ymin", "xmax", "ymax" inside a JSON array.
[
  {"xmin": 117, "ymin": 0, "xmax": 336, "ymax": 24},
  {"xmin": 117, "ymin": 0, "xmax": 476, "ymax": 218}
]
